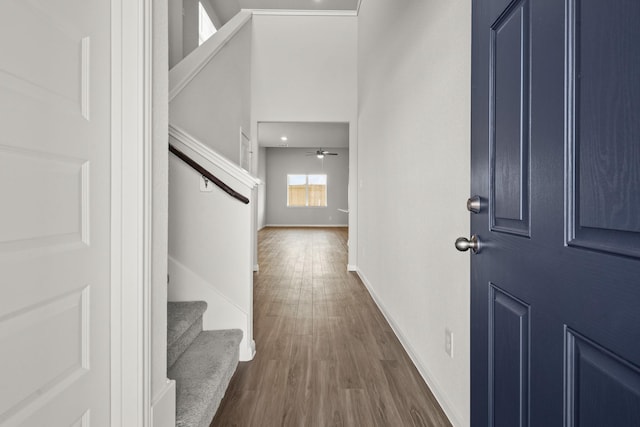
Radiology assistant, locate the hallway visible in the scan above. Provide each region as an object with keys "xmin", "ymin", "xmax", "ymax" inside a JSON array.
[{"xmin": 211, "ymin": 227, "xmax": 451, "ymax": 426}]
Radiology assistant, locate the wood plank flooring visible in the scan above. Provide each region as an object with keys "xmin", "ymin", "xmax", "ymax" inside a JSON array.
[{"xmin": 211, "ymin": 227, "xmax": 452, "ymax": 427}]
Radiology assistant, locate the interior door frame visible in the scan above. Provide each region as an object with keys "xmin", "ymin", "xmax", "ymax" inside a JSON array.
[
  {"xmin": 239, "ymin": 127, "xmax": 251, "ymax": 173},
  {"xmin": 111, "ymin": 0, "xmax": 154, "ymax": 425}
]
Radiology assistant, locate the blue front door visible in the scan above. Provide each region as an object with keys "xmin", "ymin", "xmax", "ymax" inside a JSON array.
[{"xmin": 471, "ymin": 0, "xmax": 640, "ymax": 425}]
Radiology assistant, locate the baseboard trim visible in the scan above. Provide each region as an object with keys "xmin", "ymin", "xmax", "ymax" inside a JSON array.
[
  {"xmin": 347, "ymin": 264, "xmax": 357, "ymax": 272},
  {"xmin": 265, "ymin": 224, "xmax": 348, "ymax": 228},
  {"xmin": 356, "ymin": 268, "xmax": 465, "ymax": 427},
  {"xmin": 253, "ymin": 264, "xmax": 259, "ymax": 272},
  {"xmin": 242, "ymin": 339, "xmax": 256, "ymax": 361},
  {"xmin": 150, "ymin": 379, "xmax": 176, "ymax": 427}
]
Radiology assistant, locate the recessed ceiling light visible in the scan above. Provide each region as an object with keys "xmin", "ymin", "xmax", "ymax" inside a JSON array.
[{"xmin": 280, "ymin": 136, "xmax": 288, "ymax": 141}]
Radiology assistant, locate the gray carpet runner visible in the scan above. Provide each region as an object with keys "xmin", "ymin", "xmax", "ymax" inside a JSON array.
[{"xmin": 167, "ymin": 301, "xmax": 242, "ymax": 427}]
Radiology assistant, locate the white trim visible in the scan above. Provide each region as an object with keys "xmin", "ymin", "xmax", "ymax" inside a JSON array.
[
  {"xmin": 253, "ymin": 264, "xmax": 259, "ymax": 272},
  {"xmin": 248, "ymin": 339, "xmax": 256, "ymax": 359},
  {"xmin": 169, "ymin": 10, "xmax": 252, "ymax": 101},
  {"xmin": 356, "ymin": 0, "xmax": 364, "ymax": 15},
  {"xmin": 347, "ymin": 121, "xmax": 358, "ymax": 288},
  {"xmin": 347, "ymin": 264, "xmax": 357, "ymax": 272},
  {"xmin": 239, "ymin": 126, "xmax": 252, "ymax": 173},
  {"xmin": 169, "ymin": 124, "xmax": 260, "ymax": 189},
  {"xmin": 265, "ymin": 224, "xmax": 348, "ymax": 228},
  {"xmin": 248, "ymin": 9, "xmax": 357, "ymax": 17},
  {"xmin": 238, "ymin": 127, "xmax": 243, "ymax": 171},
  {"xmin": 168, "ymin": 256, "xmax": 255, "ymax": 362},
  {"xmin": 169, "ymin": 256, "xmax": 249, "ymax": 314},
  {"xmin": 150, "ymin": 380, "xmax": 176, "ymax": 427},
  {"xmin": 81, "ymin": 37, "xmax": 91, "ymax": 121},
  {"xmin": 356, "ymin": 269, "xmax": 464, "ymax": 427},
  {"xmin": 110, "ymin": 0, "xmax": 153, "ymax": 424}
]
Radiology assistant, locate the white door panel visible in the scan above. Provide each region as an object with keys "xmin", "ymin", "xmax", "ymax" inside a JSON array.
[{"xmin": 0, "ymin": 0, "xmax": 111, "ymax": 425}]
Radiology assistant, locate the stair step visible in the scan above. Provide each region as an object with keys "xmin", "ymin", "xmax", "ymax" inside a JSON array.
[
  {"xmin": 168, "ymin": 329, "xmax": 243, "ymax": 427},
  {"xmin": 168, "ymin": 301, "xmax": 208, "ymax": 347},
  {"xmin": 168, "ymin": 301, "xmax": 208, "ymax": 369}
]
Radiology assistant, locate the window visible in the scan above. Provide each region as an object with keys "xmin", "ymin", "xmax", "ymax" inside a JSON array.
[
  {"xmin": 198, "ymin": 2, "xmax": 217, "ymax": 46},
  {"xmin": 287, "ymin": 174, "xmax": 327, "ymax": 207}
]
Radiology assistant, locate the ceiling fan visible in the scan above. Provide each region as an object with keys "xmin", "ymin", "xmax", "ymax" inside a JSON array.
[{"xmin": 306, "ymin": 148, "xmax": 338, "ymax": 159}]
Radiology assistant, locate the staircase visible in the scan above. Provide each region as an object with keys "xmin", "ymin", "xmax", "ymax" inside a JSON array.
[{"xmin": 167, "ymin": 301, "xmax": 243, "ymax": 427}]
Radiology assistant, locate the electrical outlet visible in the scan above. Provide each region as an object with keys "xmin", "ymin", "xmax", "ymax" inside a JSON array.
[
  {"xmin": 200, "ymin": 175, "xmax": 213, "ymax": 192},
  {"xmin": 445, "ymin": 328, "xmax": 454, "ymax": 358}
]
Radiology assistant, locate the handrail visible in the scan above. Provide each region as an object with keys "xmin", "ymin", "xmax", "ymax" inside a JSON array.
[
  {"xmin": 169, "ymin": 144, "xmax": 250, "ymax": 204},
  {"xmin": 169, "ymin": 125, "xmax": 260, "ymax": 190}
]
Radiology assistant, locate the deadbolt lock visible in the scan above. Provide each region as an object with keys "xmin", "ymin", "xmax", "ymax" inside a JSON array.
[{"xmin": 467, "ymin": 196, "xmax": 481, "ymax": 214}]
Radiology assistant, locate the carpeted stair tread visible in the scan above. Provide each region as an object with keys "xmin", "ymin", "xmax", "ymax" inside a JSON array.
[
  {"xmin": 168, "ymin": 329, "xmax": 243, "ymax": 427},
  {"xmin": 167, "ymin": 317, "xmax": 203, "ymax": 369},
  {"xmin": 167, "ymin": 301, "xmax": 208, "ymax": 348}
]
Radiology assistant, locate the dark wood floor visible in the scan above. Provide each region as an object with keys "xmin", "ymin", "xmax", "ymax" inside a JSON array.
[{"xmin": 211, "ymin": 227, "xmax": 452, "ymax": 427}]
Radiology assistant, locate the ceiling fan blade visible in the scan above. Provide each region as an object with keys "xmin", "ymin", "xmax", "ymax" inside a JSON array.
[{"xmin": 325, "ymin": 152, "xmax": 338, "ymax": 156}]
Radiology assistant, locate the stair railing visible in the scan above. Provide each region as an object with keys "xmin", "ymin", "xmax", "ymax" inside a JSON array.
[{"xmin": 169, "ymin": 144, "xmax": 250, "ymax": 204}]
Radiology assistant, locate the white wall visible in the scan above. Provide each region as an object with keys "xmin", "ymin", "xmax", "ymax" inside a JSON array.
[
  {"xmin": 200, "ymin": 0, "xmax": 224, "ymax": 32},
  {"xmin": 168, "ymin": 0, "xmax": 200, "ymax": 68},
  {"xmin": 251, "ymin": 14, "xmax": 357, "ymax": 123},
  {"xmin": 265, "ymin": 148, "xmax": 349, "ymax": 226},
  {"xmin": 250, "ymin": 13, "xmax": 358, "ymax": 262},
  {"xmin": 357, "ymin": 1, "xmax": 471, "ymax": 426},
  {"xmin": 168, "ymin": 0, "xmax": 183, "ymax": 68},
  {"xmin": 182, "ymin": 0, "xmax": 199, "ymax": 58},
  {"xmin": 167, "ymin": 143, "xmax": 255, "ymax": 360},
  {"xmin": 170, "ymin": 20, "xmax": 252, "ymax": 163}
]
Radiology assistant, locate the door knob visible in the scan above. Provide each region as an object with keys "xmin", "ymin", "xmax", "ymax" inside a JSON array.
[
  {"xmin": 467, "ymin": 195, "xmax": 481, "ymax": 213},
  {"xmin": 455, "ymin": 235, "xmax": 480, "ymax": 253}
]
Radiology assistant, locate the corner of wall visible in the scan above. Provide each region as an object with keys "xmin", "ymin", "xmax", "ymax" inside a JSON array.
[
  {"xmin": 152, "ymin": 0, "xmax": 170, "ymax": 403},
  {"xmin": 241, "ymin": 339, "xmax": 256, "ymax": 361},
  {"xmin": 151, "ymin": 379, "xmax": 176, "ymax": 427}
]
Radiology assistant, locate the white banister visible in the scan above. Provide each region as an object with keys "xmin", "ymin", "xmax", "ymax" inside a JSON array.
[
  {"xmin": 169, "ymin": 10, "xmax": 252, "ymax": 101},
  {"xmin": 169, "ymin": 124, "xmax": 260, "ymax": 190}
]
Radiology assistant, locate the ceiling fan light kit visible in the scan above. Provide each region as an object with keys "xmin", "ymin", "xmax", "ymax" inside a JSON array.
[{"xmin": 306, "ymin": 148, "xmax": 339, "ymax": 158}]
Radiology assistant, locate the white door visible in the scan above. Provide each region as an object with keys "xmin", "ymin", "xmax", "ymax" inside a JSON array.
[{"xmin": 0, "ymin": 0, "xmax": 112, "ymax": 425}]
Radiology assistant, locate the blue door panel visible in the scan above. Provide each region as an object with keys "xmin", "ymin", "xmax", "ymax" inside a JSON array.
[
  {"xmin": 490, "ymin": 0, "xmax": 530, "ymax": 236},
  {"xmin": 471, "ymin": 0, "xmax": 640, "ymax": 425},
  {"xmin": 489, "ymin": 285, "xmax": 529, "ymax": 427},
  {"xmin": 565, "ymin": 330, "xmax": 640, "ymax": 427},
  {"xmin": 567, "ymin": 0, "xmax": 640, "ymax": 258}
]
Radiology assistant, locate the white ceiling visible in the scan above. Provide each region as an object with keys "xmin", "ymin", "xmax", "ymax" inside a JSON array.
[
  {"xmin": 258, "ymin": 122, "xmax": 349, "ymax": 148},
  {"xmin": 208, "ymin": 0, "xmax": 359, "ymax": 27}
]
